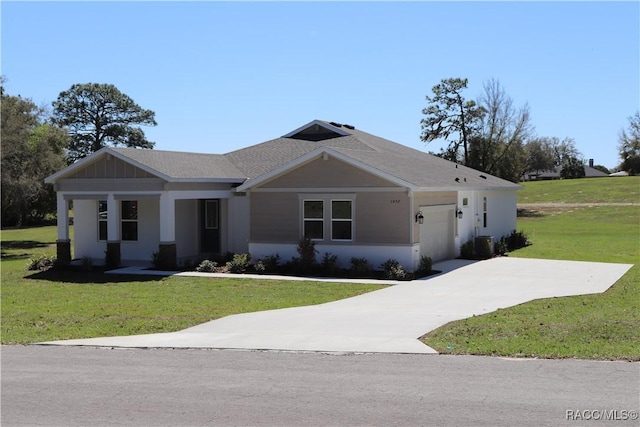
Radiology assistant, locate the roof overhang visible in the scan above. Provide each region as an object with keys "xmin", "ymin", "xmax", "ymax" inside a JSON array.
[
  {"xmin": 235, "ymin": 147, "xmax": 418, "ymax": 192},
  {"xmin": 45, "ymin": 147, "xmax": 247, "ymax": 185}
]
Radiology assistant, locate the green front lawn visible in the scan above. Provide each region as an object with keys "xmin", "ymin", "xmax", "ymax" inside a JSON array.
[
  {"xmin": 422, "ymin": 205, "xmax": 640, "ymax": 360},
  {"xmin": 1, "ymin": 226, "xmax": 384, "ymax": 344},
  {"xmin": 518, "ymin": 176, "xmax": 639, "ymax": 204}
]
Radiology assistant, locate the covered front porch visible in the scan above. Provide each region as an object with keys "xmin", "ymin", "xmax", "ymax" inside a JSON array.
[{"xmin": 54, "ymin": 190, "xmax": 249, "ymax": 270}]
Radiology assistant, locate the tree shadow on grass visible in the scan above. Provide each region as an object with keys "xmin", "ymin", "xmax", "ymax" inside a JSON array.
[
  {"xmin": 26, "ymin": 269, "xmax": 164, "ymax": 284},
  {"xmin": 517, "ymin": 208, "xmax": 546, "ymax": 218},
  {"xmin": 1, "ymin": 251, "xmax": 32, "ymax": 260},
  {"xmin": 1, "ymin": 240, "xmax": 53, "ymax": 260}
]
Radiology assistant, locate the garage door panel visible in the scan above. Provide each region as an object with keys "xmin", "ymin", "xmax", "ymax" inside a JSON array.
[{"xmin": 419, "ymin": 209, "xmax": 454, "ymax": 262}]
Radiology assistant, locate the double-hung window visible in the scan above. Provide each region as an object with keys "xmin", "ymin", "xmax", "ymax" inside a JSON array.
[
  {"xmin": 121, "ymin": 201, "xmax": 138, "ymax": 241},
  {"xmin": 303, "ymin": 200, "xmax": 324, "ymax": 240},
  {"xmin": 331, "ymin": 200, "xmax": 352, "ymax": 241}
]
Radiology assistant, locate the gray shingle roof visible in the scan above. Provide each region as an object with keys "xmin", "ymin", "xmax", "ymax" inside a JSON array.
[
  {"xmin": 109, "ymin": 147, "xmax": 246, "ymax": 181},
  {"xmin": 225, "ymin": 121, "xmax": 520, "ymax": 190},
  {"xmin": 80, "ymin": 121, "xmax": 519, "ymax": 190}
]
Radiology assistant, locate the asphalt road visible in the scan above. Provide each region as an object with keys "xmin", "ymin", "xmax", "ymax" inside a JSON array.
[{"xmin": 2, "ymin": 346, "xmax": 639, "ymax": 426}]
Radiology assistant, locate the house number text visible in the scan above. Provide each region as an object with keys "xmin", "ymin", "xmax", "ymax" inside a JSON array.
[{"xmin": 390, "ymin": 199, "xmax": 401, "ymax": 204}]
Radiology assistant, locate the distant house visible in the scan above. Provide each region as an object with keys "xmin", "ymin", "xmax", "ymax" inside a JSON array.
[
  {"xmin": 46, "ymin": 120, "xmax": 521, "ymax": 270},
  {"xmin": 524, "ymin": 159, "xmax": 609, "ymax": 181}
]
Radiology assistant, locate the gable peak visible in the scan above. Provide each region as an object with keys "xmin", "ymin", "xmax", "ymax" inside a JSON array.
[{"xmin": 283, "ymin": 120, "xmax": 354, "ymax": 142}]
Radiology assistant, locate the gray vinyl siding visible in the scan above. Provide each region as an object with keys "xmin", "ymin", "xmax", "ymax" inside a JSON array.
[
  {"xmin": 355, "ymin": 192, "xmax": 410, "ymax": 244},
  {"xmin": 250, "ymin": 190, "xmax": 411, "ymax": 245},
  {"xmin": 262, "ymin": 157, "xmax": 397, "ymax": 188},
  {"xmin": 249, "ymin": 192, "xmax": 299, "ymax": 243}
]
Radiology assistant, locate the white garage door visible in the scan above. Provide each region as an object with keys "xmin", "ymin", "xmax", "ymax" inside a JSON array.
[{"xmin": 419, "ymin": 208, "xmax": 455, "ymax": 262}]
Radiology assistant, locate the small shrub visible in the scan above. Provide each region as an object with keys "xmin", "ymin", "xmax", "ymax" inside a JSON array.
[
  {"xmin": 505, "ymin": 230, "xmax": 530, "ymax": 251},
  {"xmin": 226, "ymin": 253, "xmax": 251, "ymax": 273},
  {"xmin": 350, "ymin": 257, "xmax": 371, "ymax": 276},
  {"xmin": 380, "ymin": 259, "xmax": 410, "ymax": 280},
  {"xmin": 296, "ymin": 237, "xmax": 318, "ymax": 268},
  {"xmin": 320, "ymin": 252, "xmax": 339, "ymax": 276},
  {"xmin": 260, "ymin": 254, "xmax": 280, "ymax": 272},
  {"xmin": 460, "ymin": 240, "xmax": 475, "ymax": 259},
  {"xmin": 196, "ymin": 259, "xmax": 217, "ymax": 272},
  {"xmin": 494, "ymin": 237, "xmax": 508, "ymax": 256},
  {"xmin": 253, "ymin": 260, "xmax": 266, "ymax": 273},
  {"xmin": 419, "ymin": 255, "xmax": 432, "ymax": 274},
  {"xmin": 26, "ymin": 254, "xmax": 57, "ymax": 271}
]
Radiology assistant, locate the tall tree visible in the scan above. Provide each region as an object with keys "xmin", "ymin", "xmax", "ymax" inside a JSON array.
[
  {"xmin": 560, "ymin": 156, "xmax": 586, "ymax": 179},
  {"xmin": 524, "ymin": 137, "xmax": 556, "ymax": 177},
  {"xmin": 420, "ymin": 78, "xmax": 485, "ymax": 164},
  {"xmin": 52, "ymin": 83, "xmax": 157, "ymax": 163},
  {"xmin": 1, "ymin": 88, "xmax": 67, "ymax": 226},
  {"xmin": 468, "ymin": 79, "xmax": 533, "ymax": 182},
  {"xmin": 548, "ymin": 136, "xmax": 581, "ymax": 166},
  {"xmin": 618, "ymin": 112, "xmax": 640, "ymax": 175}
]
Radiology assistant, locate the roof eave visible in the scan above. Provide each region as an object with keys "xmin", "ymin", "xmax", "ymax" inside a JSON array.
[
  {"xmin": 167, "ymin": 178, "xmax": 247, "ymax": 183},
  {"xmin": 413, "ymin": 184, "xmax": 523, "ymax": 192}
]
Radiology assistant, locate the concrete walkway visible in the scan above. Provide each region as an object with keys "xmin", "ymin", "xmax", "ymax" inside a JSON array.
[{"xmin": 40, "ymin": 258, "xmax": 633, "ymax": 354}]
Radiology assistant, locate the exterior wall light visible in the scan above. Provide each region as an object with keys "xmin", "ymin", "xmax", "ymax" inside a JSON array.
[
  {"xmin": 415, "ymin": 211, "xmax": 424, "ymax": 224},
  {"xmin": 456, "ymin": 208, "xmax": 463, "ymax": 219}
]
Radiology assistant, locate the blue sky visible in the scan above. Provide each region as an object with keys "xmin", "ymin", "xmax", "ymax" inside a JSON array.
[{"xmin": 2, "ymin": 1, "xmax": 638, "ymax": 170}]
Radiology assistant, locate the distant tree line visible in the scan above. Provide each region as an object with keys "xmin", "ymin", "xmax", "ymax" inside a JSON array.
[
  {"xmin": 420, "ymin": 77, "xmax": 637, "ymax": 182},
  {"xmin": 1, "ymin": 78, "xmax": 156, "ymax": 227}
]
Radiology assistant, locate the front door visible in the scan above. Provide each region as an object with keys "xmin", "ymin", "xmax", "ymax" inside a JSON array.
[{"xmin": 201, "ymin": 199, "xmax": 220, "ymax": 253}]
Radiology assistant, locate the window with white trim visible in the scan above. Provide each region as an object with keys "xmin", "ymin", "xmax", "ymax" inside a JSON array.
[
  {"xmin": 331, "ymin": 200, "xmax": 352, "ymax": 240},
  {"xmin": 121, "ymin": 200, "xmax": 138, "ymax": 241},
  {"xmin": 98, "ymin": 200, "xmax": 108, "ymax": 241},
  {"xmin": 303, "ymin": 200, "xmax": 324, "ymax": 240}
]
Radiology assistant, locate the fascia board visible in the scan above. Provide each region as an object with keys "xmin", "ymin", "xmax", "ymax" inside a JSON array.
[
  {"xmin": 168, "ymin": 178, "xmax": 247, "ymax": 183},
  {"xmin": 414, "ymin": 184, "xmax": 523, "ymax": 192}
]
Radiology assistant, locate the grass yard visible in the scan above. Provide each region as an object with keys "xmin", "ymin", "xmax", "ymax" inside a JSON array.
[
  {"xmin": 1, "ymin": 226, "xmax": 384, "ymax": 344},
  {"xmin": 422, "ymin": 178, "xmax": 640, "ymax": 361},
  {"xmin": 518, "ymin": 175, "xmax": 639, "ymax": 204}
]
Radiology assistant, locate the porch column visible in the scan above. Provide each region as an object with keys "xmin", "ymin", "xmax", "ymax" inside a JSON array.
[
  {"xmin": 157, "ymin": 193, "xmax": 177, "ymax": 270},
  {"xmin": 105, "ymin": 194, "xmax": 121, "ymax": 268},
  {"xmin": 55, "ymin": 193, "xmax": 71, "ymax": 265}
]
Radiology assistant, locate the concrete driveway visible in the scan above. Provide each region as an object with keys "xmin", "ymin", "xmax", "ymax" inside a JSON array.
[{"xmin": 40, "ymin": 257, "xmax": 633, "ymax": 354}]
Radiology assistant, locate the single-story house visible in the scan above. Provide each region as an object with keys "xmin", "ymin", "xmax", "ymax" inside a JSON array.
[
  {"xmin": 45, "ymin": 120, "xmax": 521, "ymax": 270},
  {"xmin": 524, "ymin": 159, "xmax": 609, "ymax": 181}
]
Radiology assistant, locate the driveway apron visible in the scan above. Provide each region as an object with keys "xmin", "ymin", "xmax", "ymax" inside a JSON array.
[{"xmin": 40, "ymin": 257, "xmax": 633, "ymax": 354}]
